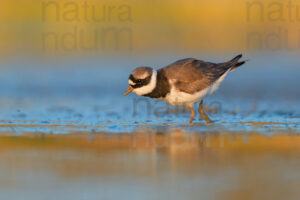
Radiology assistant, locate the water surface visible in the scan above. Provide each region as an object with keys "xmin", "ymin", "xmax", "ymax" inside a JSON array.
[{"xmin": 0, "ymin": 53, "xmax": 299, "ymax": 199}]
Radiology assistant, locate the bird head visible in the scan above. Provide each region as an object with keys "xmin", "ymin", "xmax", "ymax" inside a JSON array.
[{"xmin": 124, "ymin": 67, "xmax": 157, "ymax": 96}]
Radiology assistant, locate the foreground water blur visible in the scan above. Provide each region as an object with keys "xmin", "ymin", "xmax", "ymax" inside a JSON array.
[
  {"xmin": 0, "ymin": 132, "xmax": 300, "ymax": 200},
  {"xmin": 0, "ymin": 52, "xmax": 299, "ymax": 199}
]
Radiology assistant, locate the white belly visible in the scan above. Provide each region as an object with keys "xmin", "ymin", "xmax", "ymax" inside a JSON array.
[
  {"xmin": 162, "ymin": 70, "xmax": 230, "ymax": 107},
  {"xmin": 163, "ymin": 87, "xmax": 209, "ymax": 106}
]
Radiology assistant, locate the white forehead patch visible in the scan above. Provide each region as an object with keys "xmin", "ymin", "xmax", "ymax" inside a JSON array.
[{"xmin": 128, "ymin": 79, "xmax": 136, "ymax": 85}]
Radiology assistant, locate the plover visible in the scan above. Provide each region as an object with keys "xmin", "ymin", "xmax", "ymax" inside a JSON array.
[{"xmin": 124, "ymin": 54, "xmax": 246, "ymax": 123}]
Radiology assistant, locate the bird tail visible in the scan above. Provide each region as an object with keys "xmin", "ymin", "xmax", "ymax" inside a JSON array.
[{"xmin": 229, "ymin": 54, "xmax": 247, "ymax": 72}]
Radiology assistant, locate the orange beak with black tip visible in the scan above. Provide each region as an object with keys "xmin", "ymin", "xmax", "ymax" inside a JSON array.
[{"xmin": 124, "ymin": 86, "xmax": 134, "ymax": 95}]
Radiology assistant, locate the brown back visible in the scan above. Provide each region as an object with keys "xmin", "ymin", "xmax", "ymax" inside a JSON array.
[{"xmin": 162, "ymin": 58, "xmax": 233, "ymax": 93}]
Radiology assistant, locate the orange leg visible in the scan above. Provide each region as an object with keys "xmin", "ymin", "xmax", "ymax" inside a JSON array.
[
  {"xmin": 198, "ymin": 100, "xmax": 212, "ymax": 123},
  {"xmin": 189, "ymin": 106, "xmax": 195, "ymax": 123}
]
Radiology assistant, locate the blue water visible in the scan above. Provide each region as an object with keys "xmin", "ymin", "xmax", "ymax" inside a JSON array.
[
  {"xmin": 0, "ymin": 53, "xmax": 300, "ymax": 200},
  {"xmin": 0, "ymin": 52, "xmax": 299, "ymax": 134}
]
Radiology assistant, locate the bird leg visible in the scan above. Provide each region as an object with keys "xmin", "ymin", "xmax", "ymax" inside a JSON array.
[
  {"xmin": 198, "ymin": 100, "xmax": 212, "ymax": 123},
  {"xmin": 189, "ymin": 106, "xmax": 195, "ymax": 123}
]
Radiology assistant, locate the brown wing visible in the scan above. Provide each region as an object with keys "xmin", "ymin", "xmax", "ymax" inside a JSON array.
[{"xmin": 161, "ymin": 58, "xmax": 234, "ymax": 94}]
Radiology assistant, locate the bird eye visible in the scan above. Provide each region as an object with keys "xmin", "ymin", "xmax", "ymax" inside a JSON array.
[{"xmin": 137, "ymin": 79, "xmax": 142, "ymax": 83}]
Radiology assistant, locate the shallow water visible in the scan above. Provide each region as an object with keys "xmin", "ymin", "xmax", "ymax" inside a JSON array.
[
  {"xmin": 0, "ymin": 52, "xmax": 299, "ymax": 199},
  {"xmin": 0, "ymin": 53, "xmax": 300, "ymax": 134}
]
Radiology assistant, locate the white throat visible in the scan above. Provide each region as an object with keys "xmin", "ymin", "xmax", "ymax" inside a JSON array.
[{"xmin": 133, "ymin": 70, "xmax": 157, "ymax": 96}]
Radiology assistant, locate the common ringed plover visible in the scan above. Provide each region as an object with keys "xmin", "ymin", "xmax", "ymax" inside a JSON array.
[{"xmin": 124, "ymin": 54, "xmax": 246, "ymax": 123}]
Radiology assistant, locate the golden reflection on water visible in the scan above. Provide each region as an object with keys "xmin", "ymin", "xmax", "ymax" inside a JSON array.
[{"xmin": 0, "ymin": 131, "xmax": 300, "ymax": 199}]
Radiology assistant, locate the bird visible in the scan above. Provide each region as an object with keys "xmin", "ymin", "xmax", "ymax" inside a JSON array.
[{"xmin": 124, "ymin": 54, "xmax": 246, "ymax": 123}]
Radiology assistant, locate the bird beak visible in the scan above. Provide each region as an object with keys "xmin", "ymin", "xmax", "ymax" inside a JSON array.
[{"xmin": 124, "ymin": 86, "xmax": 134, "ymax": 95}]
